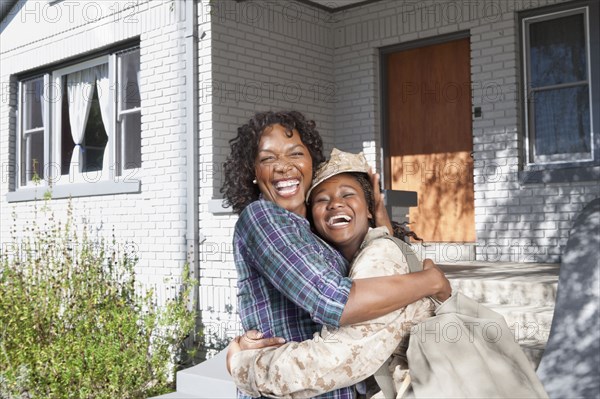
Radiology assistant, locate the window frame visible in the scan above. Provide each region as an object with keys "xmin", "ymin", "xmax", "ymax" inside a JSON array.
[
  {"xmin": 116, "ymin": 47, "xmax": 142, "ymax": 173},
  {"xmin": 522, "ymin": 6, "xmax": 594, "ymax": 165},
  {"xmin": 518, "ymin": 0, "xmax": 600, "ymax": 184},
  {"xmin": 51, "ymin": 54, "xmax": 114, "ymax": 185},
  {"xmin": 17, "ymin": 75, "xmax": 50, "ymax": 188},
  {"xmin": 8, "ymin": 43, "xmax": 141, "ymax": 202}
]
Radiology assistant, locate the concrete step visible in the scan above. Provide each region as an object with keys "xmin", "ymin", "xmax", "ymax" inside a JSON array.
[
  {"xmin": 497, "ymin": 303, "xmax": 552, "ymax": 370},
  {"xmin": 485, "ymin": 302, "xmax": 554, "ymax": 343},
  {"xmin": 149, "ymin": 392, "xmax": 201, "ymax": 399},
  {"xmin": 439, "ymin": 261, "xmax": 559, "ymax": 307},
  {"xmin": 410, "ymin": 242, "xmax": 477, "ymax": 262},
  {"xmin": 438, "ymin": 261, "xmax": 559, "ymax": 370},
  {"xmin": 174, "ymin": 349, "xmax": 236, "ymax": 398},
  {"xmin": 148, "ymin": 350, "xmax": 236, "ymax": 399}
]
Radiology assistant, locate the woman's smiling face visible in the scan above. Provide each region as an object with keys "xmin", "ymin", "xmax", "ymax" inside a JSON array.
[
  {"xmin": 310, "ymin": 173, "xmax": 372, "ymax": 260},
  {"xmin": 254, "ymin": 124, "xmax": 313, "ymax": 217}
]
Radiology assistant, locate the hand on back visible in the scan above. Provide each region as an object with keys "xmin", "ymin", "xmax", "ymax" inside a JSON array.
[{"xmin": 226, "ymin": 330, "xmax": 285, "ymax": 375}]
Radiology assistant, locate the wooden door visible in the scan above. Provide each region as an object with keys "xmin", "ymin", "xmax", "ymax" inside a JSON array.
[{"xmin": 386, "ymin": 38, "xmax": 475, "ymax": 242}]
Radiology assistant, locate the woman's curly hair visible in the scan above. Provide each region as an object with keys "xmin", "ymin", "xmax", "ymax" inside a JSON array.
[{"xmin": 221, "ymin": 111, "xmax": 325, "ymax": 214}]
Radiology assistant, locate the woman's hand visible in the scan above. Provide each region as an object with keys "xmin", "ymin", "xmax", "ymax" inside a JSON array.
[
  {"xmin": 422, "ymin": 258, "xmax": 452, "ymax": 301},
  {"xmin": 368, "ymin": 168, "xmax": 393, "ymax": 235},
  {"xmin": 226, "ymin": 330, "xmax": 285, "ymax": 375}
]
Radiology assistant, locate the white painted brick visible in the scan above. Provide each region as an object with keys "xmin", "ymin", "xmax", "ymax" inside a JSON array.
[
  {"xmin": 1, "ymin": 0, "xmax": 189, "ymax": 309},
  {"xmin": 196, "ymin": 0, "xmax": 339, "ymax": 323}
]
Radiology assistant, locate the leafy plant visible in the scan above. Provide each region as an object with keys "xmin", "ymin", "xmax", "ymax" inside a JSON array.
[{"xmin": 0, "ymin": 200, "xmax": 196, "ymax": 399}]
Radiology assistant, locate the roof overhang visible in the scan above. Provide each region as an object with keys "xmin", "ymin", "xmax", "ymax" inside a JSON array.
[{"xmin": 0, "ymin": 0, "xmax": 384, "ymax": 24}]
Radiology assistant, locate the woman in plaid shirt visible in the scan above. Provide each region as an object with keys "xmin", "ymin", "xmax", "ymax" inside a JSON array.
[{"xmin": 222, "ymin": 112, "xmax": 450, "ymax": 398}]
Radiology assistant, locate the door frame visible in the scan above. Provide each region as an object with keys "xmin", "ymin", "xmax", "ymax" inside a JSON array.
[{"xmin": 379, "ymin": 30, "xmax": 472, "ymax": 189}]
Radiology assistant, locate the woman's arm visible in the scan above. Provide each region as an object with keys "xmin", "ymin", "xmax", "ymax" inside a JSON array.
[
  {"xmin": 229, "ymin": 320, "xmax": 401, "ymax": 398},
  {"xmin": 229, "ymin": 237, "xmax": 434, "ymax": 397},
  {"xmin": 238, "ymin": 200, "xmax": 449, "ymax": 328},
  {"xmin": 340, "ymin": 260, "xmax": 449, "ymax": 325}
]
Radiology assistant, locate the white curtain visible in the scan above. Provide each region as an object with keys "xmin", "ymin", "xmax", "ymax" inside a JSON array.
[
  {"xmin": 67, "ymin": 67, "xmax": 95, "ymax": 173},
  {"xmin": 95, "ymin": 64, "xmax": 111, "ymax": 172}
]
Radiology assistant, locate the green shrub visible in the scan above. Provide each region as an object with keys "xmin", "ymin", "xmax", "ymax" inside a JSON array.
[{"xmin": 0, "ymin": 201, "xmax": 196, "ymax": 399}]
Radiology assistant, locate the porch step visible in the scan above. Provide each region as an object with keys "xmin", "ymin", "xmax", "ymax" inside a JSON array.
[
  {"xmin": 175, "ymin": 349, "xmax": 236, "ymax": 397},
  {"xmin": 147, "ymin": 349, "xmax": 236, "ymax": 399},
  {"xmin": 149, "ymin": 392, "xmax": 199, "ymax": 399},
  {"xmin": 439, "ymin": 261, "xmax": 559, "ymax": 369},
  {"xmin": 485, "ymin": 303, "xmax": 554, "ymax": 342},
  {"xmin": 411, "ymin": 242, "xmax": 477, "ymax": 262},
  {"xmin": 439, "ymin": 261, "xmax": 559, "ymax": 307}
]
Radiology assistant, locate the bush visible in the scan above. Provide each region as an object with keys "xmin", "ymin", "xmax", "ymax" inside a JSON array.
[{"xmin": 0, "ymin": 201, "xmax": 196, "ymax": 399}]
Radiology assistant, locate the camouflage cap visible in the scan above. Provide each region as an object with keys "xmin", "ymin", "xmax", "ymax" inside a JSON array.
[{"xmin": 306, "ymin": 148, "xmax": 371, "ymax": 202}]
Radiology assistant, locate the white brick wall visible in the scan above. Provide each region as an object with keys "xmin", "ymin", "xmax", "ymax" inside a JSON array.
[
  {"xmin": 331, "ymin": 0, "xmax": 598, "ymax": 263},
  {"xmin": 1, "ymin": 1, "xmax": 190, "ymax": 297},
  {"xmin": 197, "ymin": 0, "xmax": 338, "ymax": 335}
]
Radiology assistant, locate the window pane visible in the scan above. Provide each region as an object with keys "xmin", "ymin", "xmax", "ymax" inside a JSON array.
[
  {"xmin": 30, "ymin": 133, "xmax": 44, "ymax": 180},
  {"xmin": 529, "ymin": 13, "xmax": 587, "ymax": 87},
  {"xmin": 533, "ymin": 85, "xmax": 591, "ymax": 156},
  {"xmin": 118, "ymin": 49, "xmax": 140, "ymax": 110},
  {"xmin": 23, "ymin": 78, "xmax": 44, "ymax": 130},
  {"xmin": 20, "ymin": 77, "xmax": 45, "ymax": 184},
  {"xmin": 21, "ymin": 133, "xmax": 44, "ymax": 185},
  {"xmin": 83, "ymin": 86, "xmax": 108, "ymax": 172},
  {"xmin": 122, "ymin": 111, "xmax": 141, "ymax": 169}
]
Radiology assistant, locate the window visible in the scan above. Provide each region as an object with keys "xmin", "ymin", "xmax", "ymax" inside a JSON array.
[
  {"xmin": 522, "ymin": 5, "xmax": 597, "ymax": 165},
  {"xmin": 117, "ymin": 49, "xmax": 142, "ymax": 170},
  {"xmin": 19, "ymin": 76, "xmax": 47, "ymax": 185},
  {"xmin": 16, "ymin": 46, "xmax": 141, "ymax": 189}
]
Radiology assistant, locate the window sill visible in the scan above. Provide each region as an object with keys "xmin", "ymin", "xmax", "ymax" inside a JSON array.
[
  {"xmin": 208, "ymin": 198, "xmax": 233, "ymax": 215},
  {"xmin": 519, "ymin": 165, "xmax": 600, "ymax": 185},
  {"xmin": 6, "ymin": 180, "xmax": 141, "ymax": 202}
]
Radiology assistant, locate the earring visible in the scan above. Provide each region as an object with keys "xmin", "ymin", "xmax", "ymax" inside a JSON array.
[{"xmin": 252, "ymin": 179, "xmax": 257, "ymax": 184}]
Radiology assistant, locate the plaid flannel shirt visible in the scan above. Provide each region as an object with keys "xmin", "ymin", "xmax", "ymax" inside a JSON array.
[{"xmin": 234, "ymin": 199, "xmax": 355, "ymax": 399}]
